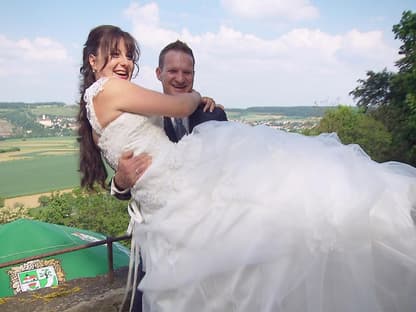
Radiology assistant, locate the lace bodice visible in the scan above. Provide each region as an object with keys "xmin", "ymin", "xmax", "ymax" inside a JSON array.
[{"xmin": 84, "ymin": 78, "xmax": 171, "ymax": 170}]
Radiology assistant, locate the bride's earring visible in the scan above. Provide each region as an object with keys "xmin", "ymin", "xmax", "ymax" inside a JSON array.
[{"xmin": 89, "ymin": 54, "xmax": 97, "ymax": 73}]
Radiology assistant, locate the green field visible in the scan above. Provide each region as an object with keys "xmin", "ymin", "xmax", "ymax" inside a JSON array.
[
  {"xmin": 0, "ymin": 137, "xmax": 114, "ymax": 198},
  {"xmin": 0, "ymin": 154, "xmax": 80, "ymax": 197},
  {"xmin": 0, "ymin": 136, "xmax": 77, "ymax": 160}
]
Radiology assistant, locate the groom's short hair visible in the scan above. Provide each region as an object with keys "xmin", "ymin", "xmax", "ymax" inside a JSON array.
[{"xmin": 158, "ymin": 40, "xmax": 195, "ymax": 69}]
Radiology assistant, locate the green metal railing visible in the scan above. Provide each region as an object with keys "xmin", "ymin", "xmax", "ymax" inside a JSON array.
[{"xmin": 0, "ymin": 234, "xmax": 132, "ymax": 283}]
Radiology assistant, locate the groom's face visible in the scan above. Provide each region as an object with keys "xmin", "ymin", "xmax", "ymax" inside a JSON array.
[{"xmin": 156, "ymin": 50, "xmax": 195, "ymax": 96}]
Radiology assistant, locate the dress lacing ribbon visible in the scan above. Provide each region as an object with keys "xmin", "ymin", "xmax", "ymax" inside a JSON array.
[{"xmin": 120, "ymin": 200, "xmax": 144, "ymax": 312}]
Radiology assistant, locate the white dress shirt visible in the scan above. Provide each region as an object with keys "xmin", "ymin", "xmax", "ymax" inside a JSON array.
[{"xmin": 171, "ymin": 117, "xmax": 190, "ymax": 134}]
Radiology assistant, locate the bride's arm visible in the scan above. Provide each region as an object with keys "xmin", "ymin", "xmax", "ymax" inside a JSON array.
[{"xmin": 93, "ymin": 78, "xmax": 201, "ymax": 128}]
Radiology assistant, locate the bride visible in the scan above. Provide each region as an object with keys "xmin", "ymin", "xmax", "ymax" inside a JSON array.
[{"xmin": 78, "ymin": 25, "xmax": 416, "ymax": 312}]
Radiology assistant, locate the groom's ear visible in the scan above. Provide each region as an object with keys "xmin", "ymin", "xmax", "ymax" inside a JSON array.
[{"xmin": 155, "ymin": 67, "xmax": 162, "ymax": 81}]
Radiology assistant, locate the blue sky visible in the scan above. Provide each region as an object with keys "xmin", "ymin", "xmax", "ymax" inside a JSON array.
[{"xmin": 1, "ymin": 1, "xmax": 415, "ymax": 108}]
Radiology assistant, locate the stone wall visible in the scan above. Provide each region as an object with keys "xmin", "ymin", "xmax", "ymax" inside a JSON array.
[{"xmin": 0, "ymin": 267, "xmax": 133, "ymax": 312}]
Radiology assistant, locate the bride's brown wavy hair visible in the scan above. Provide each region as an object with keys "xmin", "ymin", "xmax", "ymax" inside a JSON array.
[{"xmin": 77, "ymin": 25, "xmax": 140, "ymax": 190}]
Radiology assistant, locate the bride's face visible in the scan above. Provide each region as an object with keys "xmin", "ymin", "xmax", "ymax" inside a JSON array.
[{"xmin": 89, "ymin": 38, "xmax": 134, "ymax": 81}]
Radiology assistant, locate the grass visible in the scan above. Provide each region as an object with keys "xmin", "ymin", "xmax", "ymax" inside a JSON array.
[
  {"xmin": 0, "ymin": 136, "xmax": 115, "ymax": 198},
  {"xmin": 1, "ymin": 137, "xmax": 79, "ymax": 198},
  {"xmin": 0, "ymin": 137, "xmax": 77, "ymax": 162},
  {"xmin": 0, "ymin": 154, "xmax": 80, "ymax": 198}
]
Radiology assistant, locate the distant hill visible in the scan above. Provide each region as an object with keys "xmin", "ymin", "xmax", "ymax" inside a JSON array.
[
  {"xmin": 0, "ymin": 102, "xmax": 67, "ymax": 108},
  {"xmin": 0, "ymin": 119, "xmax": 15, "ymax": 137},
  {"xmin": 0, "ymin": 102, "xmax": 77, "ymax": 138},
  {"xmin": 0, "ymin": 102, "xmax": 335, "ymax": 138},
  {"xmin": 0, "ymin": 102, "xmax": 77, "ymax": 117},
  {"xmin": 0, "ymin": 102, "xmax": 333, "ymax": 118},
  {"xmin": 227, "ymin": 106, "xmax": 333, "ymax": 118}
]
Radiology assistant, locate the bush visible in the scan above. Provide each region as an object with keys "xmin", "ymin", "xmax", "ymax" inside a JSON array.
[
  {"xmin": 0, "ymin": 206, "xmax": 30, "ymax": 224},
  {"xmin": 0, "ymin": 147, "xmax": 20, "ymax": 153},
  {"xmin": 29, "ymin": 187, "xmax": 130, "ymax": 238}
]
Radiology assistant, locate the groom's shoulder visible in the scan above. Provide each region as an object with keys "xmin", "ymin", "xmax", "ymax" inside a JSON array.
[{"xmin": 189, "ymin": 106, "xmax": 228, "ymax": 124}]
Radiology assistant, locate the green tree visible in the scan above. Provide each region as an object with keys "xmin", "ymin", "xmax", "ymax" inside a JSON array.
[
  {"xmin": 393, "ymin": 10, "xmax": 416, "ymax": 72},
  {"xmin": 350, "ymin": 69, "xmax": 394, "ymax": 112},
  {"xmin": 349, "ymin": 10, "xmax": 416, "ymax": 166},
  {"xmin": 305, "ymin": 106, "xmax": 392, "ymax": 162}
]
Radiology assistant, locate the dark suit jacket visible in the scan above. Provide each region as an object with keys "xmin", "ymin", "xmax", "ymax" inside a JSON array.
[{"xmin": 164, "ymin": 105, "xmax": 227, "ymax": 143}]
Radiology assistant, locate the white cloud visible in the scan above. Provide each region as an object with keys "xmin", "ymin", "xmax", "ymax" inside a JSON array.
[
  {"xmin": 0, "ymin": 35, "xmax": 68, "ymax": 63},
  {"xmin": 339, "ymin": 29, "xmax": 396, "ymax": 63},
  {"xmin": 0, "ymin": 34, "xmax": 77, "ymax": 103},
  {"xmin": 221, "ymin": 0, "xmax": 319, "ymax": 21},
  {"xmin": 123, "ymin": 2, "xmax": 397, "ymax": 107},
  {"xmin": 0, "ymin": 34, "xmax": 70, "ymax": 77},
  {"xmin": 132, "ymin": 65, "xmax": 162, "ymax": 93},
  {"xmin": 124, "ymin": 2, "xmax": 179, "ymax": 49}
]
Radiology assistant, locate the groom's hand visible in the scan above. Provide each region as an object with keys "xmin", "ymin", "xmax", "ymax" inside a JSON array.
[{"xmin": 114, "ymin": 151, "xmax": 152, "ymax": 190}]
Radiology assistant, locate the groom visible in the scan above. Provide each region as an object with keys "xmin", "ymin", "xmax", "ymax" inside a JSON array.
[
  {"xmin": 111, "ymin": 40, "xmax": 227, "ymax": 196},
  {"xmin": 110, "ymin": 40, "xmax": 227, "ymax": 311}
]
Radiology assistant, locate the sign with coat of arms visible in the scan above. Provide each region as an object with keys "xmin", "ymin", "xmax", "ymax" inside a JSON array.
[{"xmin": 8, "ymin": 259, "xmax": 65, "ymax": 294}]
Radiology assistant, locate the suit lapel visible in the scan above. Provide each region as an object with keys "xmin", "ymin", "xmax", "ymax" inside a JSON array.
[{"xmin": 163, "ymin": 117, "xmax": 179, "ymax": 143}]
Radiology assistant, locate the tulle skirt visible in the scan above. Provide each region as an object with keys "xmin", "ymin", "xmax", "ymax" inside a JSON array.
[{"xmin": 130, "ymin": 121, "xmax": 416, "ymax": 312}]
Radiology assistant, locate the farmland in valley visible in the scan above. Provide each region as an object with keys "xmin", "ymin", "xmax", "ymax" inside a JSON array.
[
  {"xmin": 0, "ymin": 137, "xmax": 83, "ymax": 198},
  {"xmin": 0, "ymin": 105, "xmax": 330, "ymax": 199}
]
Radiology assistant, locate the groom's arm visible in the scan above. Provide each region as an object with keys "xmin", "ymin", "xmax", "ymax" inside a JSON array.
[
  {"xmin": 189, "ymin": 104, "xmax": 228, "ymax": 131},
  {"xmin": 110, "ymin": 175, "xmax": 132, "ymax": 201},
  {"xmin": 110, "ymin": 151, "xmax": 151, "ymax": 200}
]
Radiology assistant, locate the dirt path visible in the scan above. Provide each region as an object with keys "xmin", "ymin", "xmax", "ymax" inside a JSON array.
[{"xmin": 4, "ymin": 189, "xmax": 73, "ymax": 208}]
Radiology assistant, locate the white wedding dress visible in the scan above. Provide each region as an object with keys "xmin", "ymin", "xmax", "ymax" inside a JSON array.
[{"xmin": 85, "ymin": 78, "xmax": 416, "ymax": 312}]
